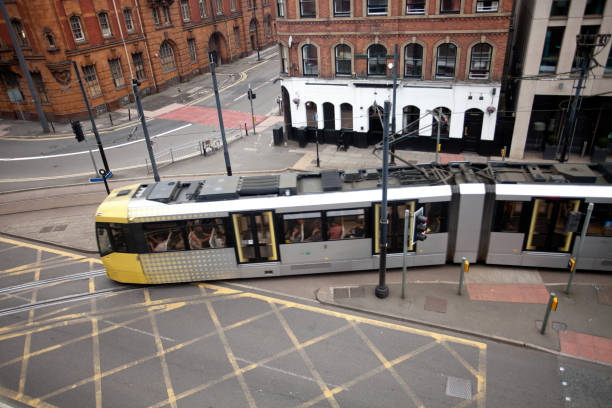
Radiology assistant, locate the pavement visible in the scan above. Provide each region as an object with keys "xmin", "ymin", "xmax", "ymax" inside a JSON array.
[{"xmin": 1, "ymin": 45, "xmax": 611, "ymax": 372}]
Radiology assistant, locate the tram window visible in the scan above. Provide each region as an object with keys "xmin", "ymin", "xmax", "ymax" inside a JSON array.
[
  {"xmin": 143, "ymin": 222, "xmax": 186, "ymax": 252},
  {"xmin": 587, "ymin": 203, "xmax": 612, "ymax": 237},
  {"xmin": 421, "ymin": 202, "xmax": 449, "ymax": 233},
  {"xmin": 326, "ymin": 209, "xmax": 368, "ymax": 240},
  {"xmin": 493, "ymin": 201, "xmax": 524, "ymax": 232},
  {"xmin": 282, "ymin": 212, "xmax": 322, "ymax": 243},
  {"xmin": 187, "ymin": 218, "xmax": 227, "ymax": 249},
  {"xmin": 109, "ymin": 223, "xmax": 129, "ymax": 252},
  {"xmin": 96, "ymin": 224, "xmax": 113, "ymax": 256}
]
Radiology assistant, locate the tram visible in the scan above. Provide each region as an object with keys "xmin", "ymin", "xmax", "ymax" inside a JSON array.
[{"xmin": 95, "ymin": 162, "xmax": 612, "ymax": 284}]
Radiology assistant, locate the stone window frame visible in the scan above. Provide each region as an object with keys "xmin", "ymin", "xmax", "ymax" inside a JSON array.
[
  {"xmin": 432, "ymin": 39, "xmax": 460, "ymax": 79},
  {"xmin": 364, "ymin": 0, "xmax": 390, "ymax": 16},
  {"xmin": 123, "ymin": 8, "xmax": 136, "ymax": 33},
  {"xmin": 69, "ymin": 14, "xmax": 87, "ymax": 43},
  {"xmin": 299, "ymin": 41, "xmax": 320, "ymax": 77},
  {"xmin": 98, "ymin": 11, "xmax": 113, "ymax": 38},
  {"xmin": 402, "ymin": 40, "xmax": 426, "ymax": 79},
  {"xmin": 160, "ymin": 40, "xmax": 177, "ymax": 73},
  {"xmin": 188, "ymin": 37, "xmax": 197, "ymax": 64},
  {"xmin": 108, "ymin": 58, "xmax": 126, "ymax": 89},
  {"xmin": 82, "ymin": 64, "xmax": 102, "ymax": 99},
  {"xmin": 42, "ymin": 28, "xmax": 57, "ymax": 50},
  {"xmin": 11, "ymin": 19, "xmax": 29, "ymax": 48},
  {"xmin": 466, "ymin": 39, "xmax": 495, "ymax": 80},
  {"xmin": 331, "ymin": 40, "xmax": 354, "ymax": 77},
  {"xmin": 181, "ymin": 0, "xmax": 191, "ymax": 22},
  {"xmin": 366, "ymin": 42, "xmax": 389, "ymax": 76}
]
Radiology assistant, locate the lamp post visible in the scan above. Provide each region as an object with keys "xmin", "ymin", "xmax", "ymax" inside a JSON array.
[{"xmin": 375, "ymin": 101, "xmax": 391, "ymax": 299}]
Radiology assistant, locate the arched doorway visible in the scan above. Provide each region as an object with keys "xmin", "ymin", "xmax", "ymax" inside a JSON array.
[
  {"xmin": 403, "ymin": 105, "xmax": 420, "ymax": 135},
  {"xmin": 208, "ymin": 32, "xmax": 228, "ymax": 65},
  {"xmin": 323, "ymin": 102, "xmax": 335, "ymax": 130},
  {"xmin": 281, "ymin": 86, "xmax": 292, "ymax": 138},
  {"xmin": 340, "ymin": 103, "xmax": 353, "ymax": 130},
  {"xmin": 432, "ymin": 107, "xmax": 451, "ymax": 138},
  {"xmin": 306, "ymin": 101, "xmax": 317, "ymax": 128},
  {"xmin": 368, "ymin": 105, "xmax": 383, "ymax": 145},
  {"xmin": 464, "ymin": 108, "xmax": 484, "ymax": 151},
  {"xmin": 249, "ymin": 19, "xmax": 259, "ymax": 51}
]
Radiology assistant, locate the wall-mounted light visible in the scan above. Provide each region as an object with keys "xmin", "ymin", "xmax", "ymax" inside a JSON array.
[
  {"xmin": 293, "ymin": 97, "xmax": 300, "ymax": 107},
  {"xmin": 479, "ymin": 94, "xmax": 484, "ymax": 100}
]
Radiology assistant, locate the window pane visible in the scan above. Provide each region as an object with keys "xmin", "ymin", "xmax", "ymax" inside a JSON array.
[
  {"xmin": 550, "ymin": 0, "xmax": 570, "ymax": 16},
  {"xmin": 303, "ymin": 45, "xmax": 318, "ymax": 76},
  {"xmin": 335, "ymin": 0, "xmax": 351, "ymax": 16},
  {"xmin": 144, "ymin": 222, "xmax": 186, "ymax": 252},
  {"xmin": 335, "ymin": 45, "xmax": 351, "ymax": 75},
  {"xmin": 585, "ymin": 0, "xmax": 606, "ymax": 15},
  {"xmin": 436, "ymin": 44, "xmax": 456, "ymax": 78},
  {"xmin": 368, "ymin": 45, "xmax": 387, "ymax": 76},
  {"xmin": 368, "ymin": 0, "xmax": 388, "ymax": 15},
  {"xmin": 540, "ymin": 27, "xmax": 564, "ymax": 73},
  {"xmin": 469, "ymin": 44, "xmax": 491, "ymax": 79},
  {"xmin": 109, "ymin": 59, "xmax": 125, "ymax": 88},
  {"xmin": 493, "ymin": 201, "xmax": 525, "ymax": 232},
  {"xmin": 71, "ymin": 16, "xmax": 84, "ymax": 41},
  {"xmin": 99, "ymin": 13, "xmax": 111, "ymax": 37},
  {"xmin": 283, "ymin": 212, "xmax": 322, "ymax": 243},
  {"xmin": 109, "ymin": 223, "xmax": 129, "ymax": 252},
  {"xmin": 587, "ymin": 204, "xmax": 612, "ymax": 236},
  {"xmin": 406, "ymin": 0, "xmax": 425, "ymax": 14},
  {"xmin": 124, "ymin": 9, "xmax": 134, "ymax": 31},
  {"xmin": 187, "ymin": 219, "xmax": 227, "ymax": 249},
  {"xmin": 301, "ymin": 0, "xmax": 316, "ymax": 17},
  {"xmin": 96, "ymin": 225, "xmax": 113, "ymax": 256},
  {"xmin": 404, "ymin": 44, "xmax": 422, "ymax": 77},
  {"xmin": 440, "ymin": 0, "xmax": 460, "ymax": 13},
  {"xmin": 326, "ymin": 209, "xmax": 367, "ymax": 240},
  {"xmin": 476, "ymin": 0, "xmax": 498, "ymax": 12}
]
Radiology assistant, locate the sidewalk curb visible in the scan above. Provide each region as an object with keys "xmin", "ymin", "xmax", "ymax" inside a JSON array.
[{"xmin": 314, "ymin": 288, "xmax": 612, "ymax": 368}]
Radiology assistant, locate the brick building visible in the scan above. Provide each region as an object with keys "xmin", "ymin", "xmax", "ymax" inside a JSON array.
[
  {"xmin": 276, "ymin": 0, "xmax": 514, "ymax": 153},
  {"xmin": 0, "ymin": 0, "xmax": 276, "ymax": 122}
]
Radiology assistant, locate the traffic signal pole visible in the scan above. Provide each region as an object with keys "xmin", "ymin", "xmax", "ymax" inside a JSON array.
[
  {"xmin": 210, "ymin": 52, "xmax": 232, "ymax": 176},
  {"xmin": 72, "ymin": 61, "xmax": 111, "ymax": 175},
  {"xmin": 248, "ymin": 84, "xmax": 256, "ymax": 135}
]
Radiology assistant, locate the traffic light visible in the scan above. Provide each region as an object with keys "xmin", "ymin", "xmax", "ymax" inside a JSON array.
[
  {"xmin": 71, "ymin": 120, "xmax": 85, "ymax": 142},
  {"xmin": 247, "ymin": 89, "xmax": 256, "ymax": 100},
  {"xmin": 415, "ymin": 214, "xmax": 428, "ymax": 241}
]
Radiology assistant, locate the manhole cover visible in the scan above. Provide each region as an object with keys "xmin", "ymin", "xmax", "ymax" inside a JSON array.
[
  {"xmin": 53, "ymin": 224, "xmax": 67, "ymax": 232},
  {"xmin": 446, "ymin": 376, "xmax": 472, "ymax": 400},
  {"xmin": 424, "ymin": 296, "xmax": 447, "ymax": 313},
  {"xmin": 39, "ymin": 226, "xmax": 53, "ymax": 233}
]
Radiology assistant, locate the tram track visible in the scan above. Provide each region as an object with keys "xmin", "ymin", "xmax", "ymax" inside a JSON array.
[
  {"xmin": 0, "ymin": 286, "xmax": 138, "ymax": 317},
  {"xmin": 0, "ymin": 269, "xmax": 108, "ymax": 295}
]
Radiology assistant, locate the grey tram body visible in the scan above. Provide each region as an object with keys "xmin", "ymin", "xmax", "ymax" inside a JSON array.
[{"xmin": 111, "ymin": 163, "xmax": 612, "ymax": 283}]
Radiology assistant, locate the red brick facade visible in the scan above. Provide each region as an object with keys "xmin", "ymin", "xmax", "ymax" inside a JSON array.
[
  {"xmin": 0, "ymin": 0, "xmax": 277, "ymax": 122},
  {"xmin": 276, "ymin": 0, "xmax": 513, "ymax": 81}
]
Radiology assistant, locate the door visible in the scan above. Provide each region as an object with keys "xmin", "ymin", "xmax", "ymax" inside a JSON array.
[
  {"xmin": 463, "ymin": 109, "xmax": 483, "ymax": 152},
  {"xmin": 232, "ymin": 211, "xmax": 278, "ymax": 263},
  {"xmin": 525, "ymin": 199, "xmax": 580, "ymax": 252}
]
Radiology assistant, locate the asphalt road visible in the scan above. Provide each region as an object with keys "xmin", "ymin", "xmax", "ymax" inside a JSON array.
[
  {"xmin": 0, "ymin": 51, "xmax": 282, "ymax": 192},
  {"xmin": 2, "ymin": 236, "xmax": 611, "ymax": 407}
]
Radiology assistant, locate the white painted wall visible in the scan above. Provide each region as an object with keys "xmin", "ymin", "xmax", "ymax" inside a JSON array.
[{"xmin": 281, "ymin": 77, "xmax": 501, "ymax": 141}]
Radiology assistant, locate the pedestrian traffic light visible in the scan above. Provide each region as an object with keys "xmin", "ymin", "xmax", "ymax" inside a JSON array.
[
  {"xmin": 247, "ymin": 89, "xmax": 256, "ymax": 100},
  {"xmin": 71, "ymin": 120, "xmax": 85, "ymax": 142},
  {"xmin": 415, "ymin": 214, "xmax": 428, "ymax": 241}
]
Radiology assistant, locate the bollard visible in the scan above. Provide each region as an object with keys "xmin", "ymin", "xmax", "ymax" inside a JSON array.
[
  {"xmin": 501, "ymin": 146, "xmax": 506, "ymax": 161},
  {"xmin": 49, "ymin": 121, "xmax": 56, "ymax": 133},
  {"xmin": 245, "ymin": 122, "xmax": 248, "ymax": 136},
  {"xmin": 458, "ymin": 257, "xmax": 469, "ymax": 295},
  {"xmin": 108, "ymin": 112, "xmax": 113, "ymax": 126},
  {"xmin": 541, "ymin": 292, "xmax": 558, "ymax": 334}
]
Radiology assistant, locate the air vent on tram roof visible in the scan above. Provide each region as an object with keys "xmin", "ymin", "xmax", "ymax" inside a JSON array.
[
  {"xmin": 147, "ymin": 181, "xmax": 181, "ymax": 203},
  {"xmin": 599, "ymin": 163, "xmax": 612, "ymax": 183},
  {"xmin": 195, "ymin": 176, "xmax": 239, "ymax": 202},
  {"xmin": 553, "ymin": 164, "xmax": 597, "ymax": 184},
  {"xmin": 238, "ymin": 175, "xmax": 280, "ymax": 196},
  {"xmin": 321, "ymin": 170, "xmax": 342, "ymax": 192},
  {"xmin": 364, "ymin": 169, "xmax": 379, "ymax": 180},
  {"xmin": 343, "ymin": 169, "xmax": 362, "ymax": 182},
  {"xmin": 279, "ymin": 173, "xmax": 297, "ymax": 196}
]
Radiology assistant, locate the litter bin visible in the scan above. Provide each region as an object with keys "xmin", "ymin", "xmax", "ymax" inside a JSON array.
[
  {"xmin": 297, "ymin": 127, "xmax": 307, "ymax": 147},
  {"xmin": 273, "ymin": 126, "xmax": 283, "ymax": 146}
]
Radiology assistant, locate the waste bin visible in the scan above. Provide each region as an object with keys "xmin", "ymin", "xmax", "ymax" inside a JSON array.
[
  {"xmin": 273, "ymin": 126, "xmax": 283, "ymax": 146},
  {"xmin": 297, "ymin": 127, "xmax": 307, "ymax": 147}
]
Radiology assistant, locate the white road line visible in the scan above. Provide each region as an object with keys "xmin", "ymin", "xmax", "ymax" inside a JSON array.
[{"xmin": 0, "ymin": 123, "xmax": 193, "ymax": 162}]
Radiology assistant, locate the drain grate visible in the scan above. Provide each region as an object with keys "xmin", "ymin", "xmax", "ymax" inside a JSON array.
[
  {"xmin": 39, "ymin": 226, "xmax": 53, "ymax": 233},
  {"xmin": 53, "ymin": 224, "xmax": 67, "ymax": 232},
  {"xmin": 446, "ymin": 376, "xmax": 472, "ymax": 400}
]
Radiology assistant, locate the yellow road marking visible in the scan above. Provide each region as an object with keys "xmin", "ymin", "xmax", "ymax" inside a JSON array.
[
  {"xmin": 477, "ymin": 348, "xmax": 487, "ymax": 408},
  {"xmin": 271, "ymin": 301, "xmax": 340, "ymax": 408},
  {"xmin": 351, "ymin": 321, "xmax": 424, "ymax": 408},
  {"xmin": 90, "ymin": 271, "xmax": 102, "ymax": 408},
  {"xmin": 145, "ymin": 289, "xmax": 178, "ymax": 408},
  {"xmin": 17, "ymin": 249, "xmax": 41, "ymax": 398},
  {"xmin": 0, "ymin": 237, "xmax": 94, "ymax": 261},
  {"xmin": 205, "ymin": 289, "xmax": 257, "ymax": 408},
  {"xmin": 0, "ymin": 384, "xmax": 58, "ymax": 408}
]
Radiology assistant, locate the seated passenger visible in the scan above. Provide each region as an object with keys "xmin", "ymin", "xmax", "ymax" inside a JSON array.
[
  {"xmin": 305, "ymin": 221, "xmax": 322, "ymax": 242},
  {"xmin": 350, "ymin": 221, "xmax": 365, "ymax": 238},
  {"xmin": 328, "ymin": 222, "xmax": 343, "ymax": 240},
  {"xmin": 189, "ymin": 225, "xmax": 211, "ymax": 249}
]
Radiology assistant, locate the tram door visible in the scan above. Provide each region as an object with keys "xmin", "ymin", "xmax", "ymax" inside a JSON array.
[
  {"xmin": 232, "ymin": 211, "xmax": 278, "ymax": 263},
  {"xmin": 525, "ymin": 199, "xmax": 580, "ymax": 252}
]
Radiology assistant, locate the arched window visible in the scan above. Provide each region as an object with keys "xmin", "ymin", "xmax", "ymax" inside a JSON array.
[
  {"xmin": 340, "ymin": 103, "xmax": 353, "ymax": 129},
  {"xmin": 124, "ymin": 9, "xmax": 135, "ymax": 32},
  {"xmin": 306, "ymin": 101, "xmax": 317, "ymax": 127},
  {"xmin": 11, "ymin": 20, "xmax": 28, "ymax": 47},
  {"xmin": 403, "ymin": 106, "xmax": 420, "ymax": 135},
  {"xmin": 367, "ymin": 44, "xmax": 387, "ymax": 76},
  {"xmin": 160, "ymin": 41, "xmax": 177, "ymax": 72},
  {"xmin": 436, "ymin": 43, "xmax": 456, "ymax": 78},
  {"xmin": 335, "ymin": 44, "xmax": 351, "ymax": 76},
  {"xmin": 70, "ymin": 16, "xmax": 85, "ymax": 41},
  {"xmin": 432, "ymin": 107, "xmax": 451, "ymax": 137},
  {"xmin": 302, "ymin": 44, "xmax": 318, "ymax": 76},
  {"xmin": 404, "ymin": 44, "xmax": 423, "ymax": 78},
  {"xmin": 98, "ymin": 12, "xmax": 112, "ymax": 37},
  {"xmin": 469, "ymin": 43, "xmax": 492, "ymax": 79}
]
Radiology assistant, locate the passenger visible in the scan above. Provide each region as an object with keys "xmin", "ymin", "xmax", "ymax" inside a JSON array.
[
  {"xmin": 305, "ymin": 221, "xmax": 322, "ymax": 242},
  {"xmin": 328, "ymin": 221, "xmax": 343, "ymax": 240},
  {"xmin": 152, "ymin": 233, "xmax": 170, "ymax": 252},
  {"xmin": 214, "ymin": 232, "xmax": 226, "ymax": 248},
  {"xmin": 289, "ymin": 225, "xmax": 302, "ymax": 243},
  {"xmin": 168, "ymin": 231, "xmax": 184, "ymax": 251},
  {"xmin": 189, "ymin": 225, "xmax": 211, "ymax": 249},
  {"xmin": 350, "ymin": 220, "xmax": 365, "ymax": 238}
]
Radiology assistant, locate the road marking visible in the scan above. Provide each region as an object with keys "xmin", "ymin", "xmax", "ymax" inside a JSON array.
[
  {"xmin": 0, "ymin": 124, "xmax": 192, "ymax": 161},
  {"xmin": 0, "ymin": 237, "xmax": 94, "ymax": 261}
]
